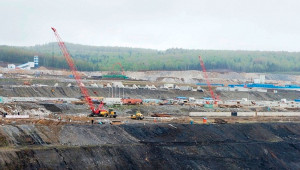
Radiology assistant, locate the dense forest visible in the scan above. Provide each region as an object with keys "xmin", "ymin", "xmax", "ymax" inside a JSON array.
[{"xmin": 0, "ymin": 43, "xmax": 300, "ymax": 72}]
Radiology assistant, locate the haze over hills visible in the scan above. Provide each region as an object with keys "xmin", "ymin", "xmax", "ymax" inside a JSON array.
[{"xmin": 0, "ymin": 42, "xmax": 300, "ymax": 73}]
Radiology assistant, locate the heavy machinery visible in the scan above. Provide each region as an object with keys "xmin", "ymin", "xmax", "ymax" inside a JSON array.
[
  {"xmin": 122, "ymin": 98, "xmax": 143, "ymax": 105},
  {"xmin": 90, "ymin": 107, "xmax": 117, "ymax": 118},
  {"xmin": 198, "ymin": 56, "xmax": 218, "ymax": 104},
  {"xmin": 23, "ymin": 81, "xmax": 31, "ymax": 86},
  {"xmin": 51, "ymin": 27, "xmax": 117, "ymax": 118},
  {"xmin": 131, "ymin": 111, "xmax": 144, "ymax": 120},
  {"xmin": 112, "ymin": 62, "xmax": 125, "ymax": 75}
]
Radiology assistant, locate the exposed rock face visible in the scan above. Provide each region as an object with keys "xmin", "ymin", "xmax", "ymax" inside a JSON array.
[{"xmin": 0, "ymin": 123, "xmax": 299, "ymax": 169}]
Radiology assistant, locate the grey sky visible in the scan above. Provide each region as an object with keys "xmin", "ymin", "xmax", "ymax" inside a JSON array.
[{"xmin": 1, "ymin": 0, "xmax": 299, "ymax": 51}]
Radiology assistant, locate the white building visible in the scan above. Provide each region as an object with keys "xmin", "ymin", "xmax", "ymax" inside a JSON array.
[
  {"xmin": 163, "ymin": 84, "xmax": 175, "ymax": 89},
  {"xmin": 253, "ymin": 75, "xmax": 266, "ymax": 84},
  {"xmin": 260, "ymin": 75, "xmax": 265, "ymax": 84},
  {"xmin": 253, "ymin": 79, "xmax": 261, "ymax": 83},
  {"xmin": 7, "ymin": 64, "xmax": 16, "ymax": 69},
  {"xmin": 180, "ymin": 86, "xmax": 193, "ymax": 91},
  {"xmin": 103, "ymin": 98, "xmax": 122, "ymax": 105},
  {"xmin": 34, "ymin": 55, "xmax": 39, "ymax": 67}
]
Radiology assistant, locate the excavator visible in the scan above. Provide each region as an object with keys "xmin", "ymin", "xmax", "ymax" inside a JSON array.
[
  {"xmin": 131, "ymin": 111, "xmax": 144, "ymax": 120},
  {"xmin": 51, "ymin": 27, "xmax": 117, "ymax": 118},
  {"xmin": 89, "ymin": 102, "xmax": 117, "ymax": 118}
]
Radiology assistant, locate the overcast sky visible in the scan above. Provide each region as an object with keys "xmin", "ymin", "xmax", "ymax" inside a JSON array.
[{"xmin": 1, "ymin": 0, "xmax": 299, "ymax": 51}]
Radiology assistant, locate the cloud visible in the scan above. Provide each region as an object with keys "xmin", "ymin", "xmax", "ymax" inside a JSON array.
[{"xmin": 0, "ymin": 0, "xmax": 299, "ymax": 51}]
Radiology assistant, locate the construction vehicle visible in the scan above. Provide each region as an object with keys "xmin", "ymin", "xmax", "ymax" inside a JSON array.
[
  {"xmin": 112, "ymin": 62, "xmax": 125, "ymax": 75},
  {"xmin": 90, "ymin": 107, "xmax": 117, "ymax": 118},
  {"xmin": 122, "ymin": 98, "xmax": 143, "ymax": 105},
  {"xmin": 198, "ymin": 56, "xmax": 218, "ymax": 105},
  {"xmin": 131, "ymin": 111, "xmax": 144, "ymax": 120},
  {"xmin": 23, "ymin": 81, "xmax": 31, "ymax": 86},
  {"xmin": 51, "ymin": 27, "xmax": 117, "ymax": 118}
]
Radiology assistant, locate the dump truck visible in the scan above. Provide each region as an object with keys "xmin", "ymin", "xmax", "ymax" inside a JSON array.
[{"xmin": 131, "ymin": 111, "xmax": 144, "ymax": 120}]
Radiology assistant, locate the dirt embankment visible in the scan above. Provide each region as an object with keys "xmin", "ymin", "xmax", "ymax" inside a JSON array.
[
  {"xmin": 1, "ymin": 86, "xmax": 300, "ymax": 101},
  {"xmin": 0, "ymin": 123, "xmax": 299, "ymax": 169},
  {"xmin": 122, "ymin": 71, "xmax": 300, "ymax": 83}
]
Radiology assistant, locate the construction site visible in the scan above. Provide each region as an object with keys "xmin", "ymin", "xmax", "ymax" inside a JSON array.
[{"xmin": 0, "ymin": 28, "xmax": 299, "ymax": 169}]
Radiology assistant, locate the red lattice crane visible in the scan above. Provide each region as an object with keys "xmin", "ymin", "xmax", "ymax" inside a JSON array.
[
  {"xmin": 112, "ymin": 62, "xmax": 125, "ymax": 75},
  {"xmin": 51, "ymin": 27, "xmax": 103, "ymax": 114},
  {"xmin": 198, "ymin": 56, "xmax": 216, "ymax": 102}
]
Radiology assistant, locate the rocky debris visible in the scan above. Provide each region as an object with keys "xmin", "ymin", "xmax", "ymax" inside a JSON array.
[
  {"xmin": 214, "ymin": 118, "xmax": 228, "ymax": 124},
  {"xmin": 59, "ymin": 125, "xmax": 139, "ymax": 146},
  {"xmin": 40, "ymin": 104, "xmax": 62, "ymax": 112}
]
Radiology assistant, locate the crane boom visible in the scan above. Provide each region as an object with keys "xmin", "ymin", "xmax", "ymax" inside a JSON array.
[
  {"xmin": 51, "ymin": 27, "xmax": 96, "ymax": 112},
  {"xmin": 198, "ymin": 56, "xmax": 216, "ymax": 100},
  {"xmin": 112, "ymin": 62, "xmax": 125, "ymax": 75}
]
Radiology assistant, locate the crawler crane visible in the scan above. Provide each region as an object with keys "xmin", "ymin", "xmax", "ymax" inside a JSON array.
[{"xmin": 51, "ymin": 27, "xmax": 117, "ymax": 118}]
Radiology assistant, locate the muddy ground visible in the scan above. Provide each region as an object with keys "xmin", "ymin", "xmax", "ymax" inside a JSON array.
[{"xmin": 1, "ymin": 102, "xmax": 291, "ymax": 119}]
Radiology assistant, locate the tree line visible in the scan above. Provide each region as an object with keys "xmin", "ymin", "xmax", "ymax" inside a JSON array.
[{"xmin": 0, "ymin": 43, "xmax": 299, "ymax": 73}]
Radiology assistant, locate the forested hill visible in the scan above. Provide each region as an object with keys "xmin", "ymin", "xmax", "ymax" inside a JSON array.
[{"xmin": 0, "ymin": 42, "xmax": 300, "ymax": 72}]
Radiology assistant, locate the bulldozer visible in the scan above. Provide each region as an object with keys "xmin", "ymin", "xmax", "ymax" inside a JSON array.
[
  {"xmin": 90, "ymin": 108, "xmax": 117, "ymax": 118},
  {"xmin": 131, "ymin": 111, "xmax": 144, "ymax": 120}
]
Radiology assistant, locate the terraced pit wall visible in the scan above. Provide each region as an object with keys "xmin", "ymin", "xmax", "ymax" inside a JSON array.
[
  {"xmin": 0, "ymin": 86, "xmax": 300, "ymax": 101},
  {"xmin": 0, "ymin": 123, "xmax": 299, "ymax": 169}
]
